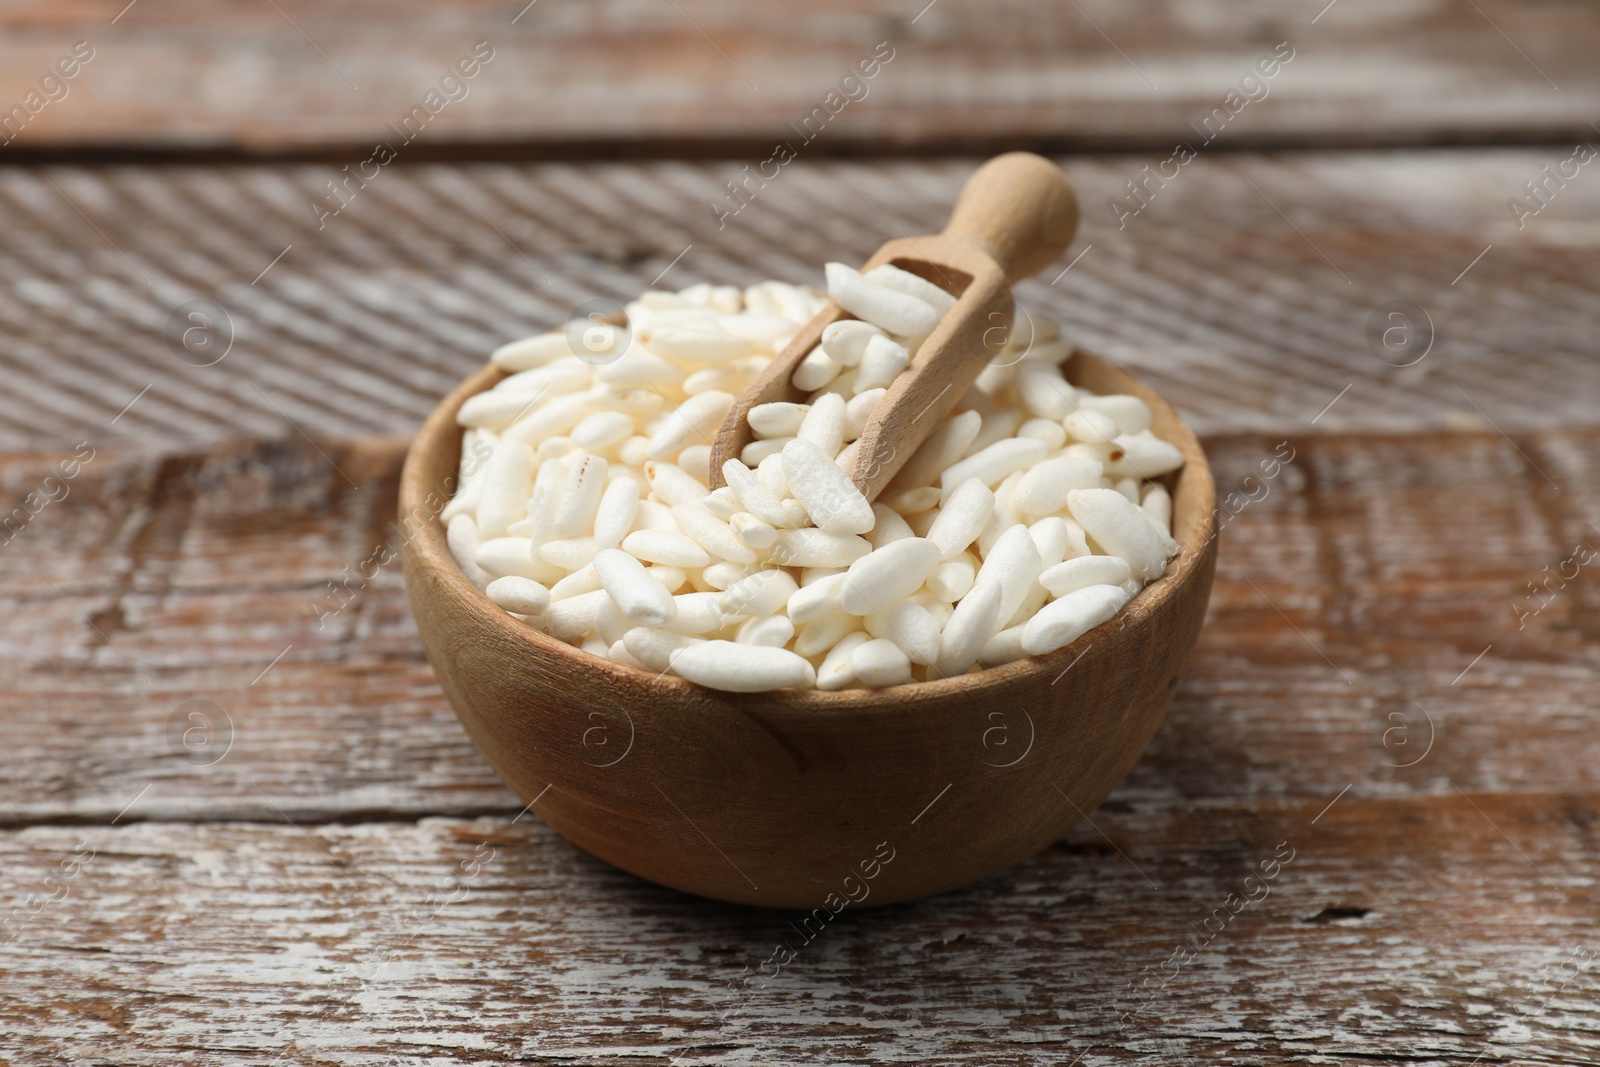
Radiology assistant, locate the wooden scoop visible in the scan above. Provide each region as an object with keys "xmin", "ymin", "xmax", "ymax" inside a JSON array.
[{"xmin": 708, "ymin": 151, "xmax": 1079, "ymax": 501}]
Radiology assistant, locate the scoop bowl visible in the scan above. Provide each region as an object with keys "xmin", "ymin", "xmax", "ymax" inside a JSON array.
[{"xmin": 399, "ymin": 349, "xmax": 1217, "ymax": 908}]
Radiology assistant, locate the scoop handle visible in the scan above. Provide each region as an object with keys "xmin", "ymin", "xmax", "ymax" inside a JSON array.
[{"xmin": 942, "ymin": 152, "xmax": 1079, "ymax": 284}]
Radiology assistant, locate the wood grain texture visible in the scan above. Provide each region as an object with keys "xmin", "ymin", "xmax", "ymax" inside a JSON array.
[
  {"xmin": 2, "ymin": 141, "xmax": 1597, "ymax": 1061},
  {"xmin": 2, "ymin": 425, "xmax": 1598, "ymax": 1061},
  {"xmin": 3, "ymin": 796, "xmax": 1599, "ymax": 1065},
  {"xmin": 0, "ymin": 0, "xmax": 1595, "ymax": 153},
  {"xmin": 2, "ymin": 426, "xmax": 1594, "ymax": 825},
  {"xmin": 0, "ymin": 150, "xmax": 1596, "ymax": 460}
]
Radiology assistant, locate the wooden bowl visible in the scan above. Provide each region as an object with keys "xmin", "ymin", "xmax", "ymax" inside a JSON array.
[{"xmin": 400, "ymin": 349, "xmax": 1217, "ymax": 908}]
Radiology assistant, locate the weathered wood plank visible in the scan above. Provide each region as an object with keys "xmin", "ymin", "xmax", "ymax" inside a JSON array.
[
  {"xmin": 2, "ymin": 428, "xmax": 1595, "ymax": 826},
  {"xmin": 0, "ymin": 151, "xmax": 1596, "ymax": 458},
  {"xmin": 0, "ymin": 0, "xmax": 1595, "ymax": 153},
  {"xmin": 2, "ymin": 793, "xmax": 1598, "ymax": 1065},
  {"xmin": 1, "ymin": 142, "xmax": 1594, "ymax": 1062}
]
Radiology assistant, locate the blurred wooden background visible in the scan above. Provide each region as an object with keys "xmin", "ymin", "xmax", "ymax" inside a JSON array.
[
  {"xmin": 1, "ymin": 0, "xmax": 1598, "ymax": 154},
  {"xmin": 2, "ymin": 2, "xmax": 1598, "ymax": 1064}
]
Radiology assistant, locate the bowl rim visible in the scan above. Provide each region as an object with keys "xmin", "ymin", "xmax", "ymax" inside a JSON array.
[{"xmin": 400, "ymin": 347, "xmax": 1216, "ymax": 711}]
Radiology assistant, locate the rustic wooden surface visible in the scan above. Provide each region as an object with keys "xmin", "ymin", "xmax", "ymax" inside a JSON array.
[
  {"xmin": 5, "ymin": 428, "xmax": 1599, "ymax": 1064},
  {"xmin": 3, "ymin": 145, "xmax": 1599, "ymax": 1060},
  {"xmin": 1, "ymin": 0, "xmax": 1598, "ymax": 153},
  {"xmin": 2, "ymin": 151, "xmax": 1598, "ymax": 458}
]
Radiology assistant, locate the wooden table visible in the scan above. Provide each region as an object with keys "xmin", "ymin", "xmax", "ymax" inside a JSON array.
[{"xmin": 3, "ymin": 3, "xmax": 1598, "ymax": 1063}]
